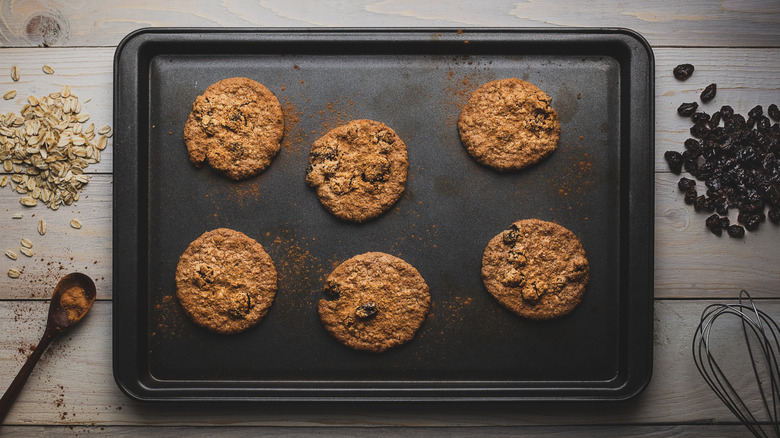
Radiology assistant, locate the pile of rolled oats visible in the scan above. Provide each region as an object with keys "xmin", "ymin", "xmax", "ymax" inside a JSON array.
[
  {"xmin": 3, "ymin": 66, "xmax": 101, "ymax": 279},
  {"xmin": 0, "ymin": 83, "xmax": 111, "ymax": 209}
]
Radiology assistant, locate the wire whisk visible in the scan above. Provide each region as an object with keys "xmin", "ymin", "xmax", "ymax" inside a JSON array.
[{"xmin": 692, "ymin": 290, "xmax": 780, "ymax": 437}]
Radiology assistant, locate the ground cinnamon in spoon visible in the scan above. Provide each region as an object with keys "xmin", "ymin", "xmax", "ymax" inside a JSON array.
[{"xmin": 59, "ymin": 285, "xmax": 89, "ymax": 322}]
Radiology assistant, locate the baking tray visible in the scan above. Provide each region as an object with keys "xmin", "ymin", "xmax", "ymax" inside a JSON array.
[{"xmin": 113, "ymin": 28, "xmax": 654, "ymax": 401}]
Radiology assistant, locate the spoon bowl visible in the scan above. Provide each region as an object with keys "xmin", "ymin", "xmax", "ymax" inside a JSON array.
[
  {"xmin": 48, "ymin": 273, "xmax": 97, "ymax": 331},
  {"xmin": 0, "ymin": 272, "xmax": 96, "ymax": 424}
]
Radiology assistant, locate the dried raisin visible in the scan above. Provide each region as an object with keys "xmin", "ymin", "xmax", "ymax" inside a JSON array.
[
  {"xmin": 323, "ymin": 280, "xmax": 342, "ymax": 300},
  {"xmin": 691, "ymin": 112, "xmax": 710, "ymax": 124},
  {"xmin": 708, "ymin": 111, "xmax": 721, "ymax": 129},
  {"xmin": 694, "ymin": 195, "xmax": 707, "ymax": 211},
  {"xmin": 678, "ymin": 102, "xmax": 698, "ymax": 117},
  {"xmin": 678, "ymin": 177, "xmax": 696, "ymax": 191},
  {"xmin": 684, "ymin": 188, "xmax": 698, "ymax": 204},
  {"xmin": 700, "ymin": 84, "xmax": 717, "ymax": 102},
  {"xmin": 684, "ymin": 138, "xmax": 701, "ymax": 152},
  {"xmin": 502, "ymin": 224, "xmax": 520, "ymax": 245},
  {"xmin": 757, "ymin": 116, "xmax": 770, "ymax": 131},
  {"xmin": 690, "ymin": 123, "xmax": 710, "ymax": 139},
  {"xmin": 743, "ymin": 214, "xmax": 763, "ymax": 231},
  {"xmin": 727, "ymin": 225, "xmax": 745, "ymax": 238},
  {"xmin": 769, "ymin": 104, "xmax": 780, "ymax": 121},
  {"xmin": 356, "ymin": 302, "xmax": 378, "ymax": 319},
  {"xmin": 664, "ymin": 151, "xmax": 684, "ymax": 174},
  {"xmin": 748, "ymin": 105, "xmax": 763, "ymax": 119},
  {"xmin": 673, "ymin": 63, "xmax": 695, "ymax": 80},
  {"xmin": 715, "ymin": 197, "xmax": 729, "ymax": 215}
]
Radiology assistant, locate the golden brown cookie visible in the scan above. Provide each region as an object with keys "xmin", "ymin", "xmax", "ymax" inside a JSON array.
[
  {"xmin": 175, "ymin": 228, "xmax": 277, "ymax": 334},
  {"xmin": 305, "ymin": 119, "xmax": 408, "ymax": 223},
  {"xmin": 458, "ymin": 78, "xmax": 561, "ymax": 171},
  {"xmin": 481, "ymin": 219, "xmax": 589, "ymax": 320},
  {"xmin": 318, "ymin": 252, "xmax": 431, "ymax": 353},
  {"xmin": 183, "ymin": 77, "xmax": 284, "ymax": 180}
]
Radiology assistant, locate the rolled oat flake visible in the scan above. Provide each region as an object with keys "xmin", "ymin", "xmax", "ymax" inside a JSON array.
[{"xmin": 20, "ymin": 197, "xmax": 37, "ymax": 207}]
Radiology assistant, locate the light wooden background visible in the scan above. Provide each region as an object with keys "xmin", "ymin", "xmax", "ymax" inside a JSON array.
[{"xmin": 0, "ymin": 1, "xmax": 779, "ymax": 436}]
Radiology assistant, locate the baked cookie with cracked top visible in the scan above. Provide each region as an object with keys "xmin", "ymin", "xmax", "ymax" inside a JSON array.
[
  {"xmin": 481, "ymin": 219, "xmax": 589, "ymax": 320},
  {"xmin": 175, "ymin": 228, "xmax": 277, "ymax": 334},
  {"xmin": 458, "ymin": 78, "xmax": 561, "ymax": 171},
  {"xmin": 305, "ymin": 119, "xmax": 408, "ymax": 223},
  {"xmin": 318, "ymin": 252, "xmax": 431, "ymax": 353},
  {"xmin": 183, "ymin": 77, "xmax": 284, "ymax": 180}
]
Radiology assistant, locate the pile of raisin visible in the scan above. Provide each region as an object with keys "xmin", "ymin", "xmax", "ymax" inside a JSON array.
[{"xmin": 664, "ymin": 73, "xmax": 780, "ymax": 237}]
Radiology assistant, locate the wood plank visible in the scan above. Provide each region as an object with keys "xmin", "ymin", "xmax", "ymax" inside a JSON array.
[
  {"xmin": 654, "ymin": 48, "xmax": 780, "ymax": 172},
  {"xmin": 0, "ymin": 175, "xmax": 111, "ymax": 300},
  {"xmin": 0, "ymin": 300, "xmax": 777, "ymax": 425},
  {"xmin": 0, "ymin": 425, "xmax": 760, "ymax": 437},
  {"xmin": 655, "ymin": 172, "xmax": 780, "ymax": 298},
  {"xmin": 0, "ymin": 47, "xmax": 114, "ymax": 173},
  {"xmin": 651, "ymin": 54, "xmax": 780, "ymax": 299},
  {"xmin": 0, "ymin": 0, "xmax": 779, "ymax": 48}
]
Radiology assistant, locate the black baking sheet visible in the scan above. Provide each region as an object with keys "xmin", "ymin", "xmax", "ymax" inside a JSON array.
[{"xmin": 113, "ymin": 28, "xmax": 654, "ymax": 401}]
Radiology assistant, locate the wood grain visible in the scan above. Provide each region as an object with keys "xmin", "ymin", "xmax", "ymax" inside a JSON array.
[
  {"xmin": 0, "ymin": 0, "xmax": 779, "ymax": 48},
  {"xmin": 0, "ymin": 175, "xmax": 111, "ymax": 300},
  {"xmin": 0, "ymin": 48, "xmax": 114, "ymax": 173},
  {"xmin": 0, "ymin": 172, "xmax": 777, "ymax": 300},
  {"xmin": 0, "ymin": 5, "xmax": 778, "ymax": 431},
  {"xmin": 654, "ymin": 48, "xmax": 780, "ymax": 172},
  {"xmin": 655, "ymin": 172, "xmax": 780, "ymax": 298},
  {"xmin": 0, "ymin": 425, "xmax": 759, "ymax": 437},
  {"xmin": 0, "ymin": 300, "xmax": 773, "ymax": 425}
]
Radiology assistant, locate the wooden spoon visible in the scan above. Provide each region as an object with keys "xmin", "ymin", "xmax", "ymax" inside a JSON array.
[{"xmin": 0, "ymin": 273, "xmax": 96, "ymax": 424}]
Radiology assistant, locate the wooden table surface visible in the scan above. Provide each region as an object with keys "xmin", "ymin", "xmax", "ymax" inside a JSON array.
[{"xmin": 0, "ymin": 1, "xmax": 778, "ymax": 436}]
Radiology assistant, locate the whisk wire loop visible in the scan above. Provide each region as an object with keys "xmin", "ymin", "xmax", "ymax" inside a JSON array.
[{"xmin": 692, "ymin": 291, "xmax": 780, "ymax": 437}]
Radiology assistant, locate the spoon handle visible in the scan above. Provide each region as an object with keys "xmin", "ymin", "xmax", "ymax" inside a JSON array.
[{"xmin": 0, "ymin": 328, "xmax": 56, "ymax": 424}]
